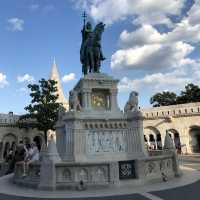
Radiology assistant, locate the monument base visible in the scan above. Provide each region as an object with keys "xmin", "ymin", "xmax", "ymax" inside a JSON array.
[
  {"xmin": 13, "ymin": 150, "xmax": 179, "ymax": 190},
  {"xmin": 13, "ymin": 73, "xmax": 181, "ymax": 190}
]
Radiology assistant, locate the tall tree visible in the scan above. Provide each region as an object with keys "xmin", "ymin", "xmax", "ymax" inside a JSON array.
[
  {"xmin": 176, "ymin": 83, "xmax": 200, "ymax": 104},
  {"xmin": 150, "ymin": 91, "xmax": 177, "ymax": 107},
  {"xmin": 19, "ymin": 78, "xmax": 62, "ymax": 145}
]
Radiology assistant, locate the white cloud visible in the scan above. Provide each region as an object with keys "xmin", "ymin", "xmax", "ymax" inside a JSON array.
[
  {"xmin": 118, "ymin": 58, "xmax": 200, "ymax": 93},
  {"xmin": 111, "ymin": 3, "xmax": 200, "ymax": 71},
  {"xmin": 30, "ymin": 4, "xmax": 40, "ymax": 11},
  {"xmin": 119, "ymin": 71, "xmax": 191, "ymax": 93},
  {"xmin": 17, "ymin": 74, "xmax": 35, "ymax": 83},
  {"xmin": 119, "ymin": 25, "xmax": 166, "ymax": 47},
  {"xmin": 0, "ymin": 73, "xmax": 9, "ymax": 88},
  {"xmin": 120, "ymin": 20, "xmax": 200, "ymax": 47},
  {"xmin": 75, "ymin": 0, "xmax": 200, "ymax": 98},
  {"xmin": 167, "ymin": 19, "xmax": 200, "ymax": 44},
  {"xmin": 111, "ymin": 42, "xmax": 194, "ymax": 71},
  {"xmin": 62, "ymin": 73, "xmax": 76, "ymax": 83},
  {"xmin": 74, "ymin": 0, "xmax": 184, "ymax": 25},
  {"xmin": 187, "ymin": 1, "xmax": 200, "ymax": 26},
  {"xmin": 7, "ymin": 18, "xmax": 24, "ymax": 32}
]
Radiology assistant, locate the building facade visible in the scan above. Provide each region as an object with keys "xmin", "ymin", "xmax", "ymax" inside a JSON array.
[
  {"xmin": 0, "ymin": 112, "xmax": 44, "ymax": 162},
  {"xmin": 0, "ymin": 60, "xmax": 199, "ymax": 159},
  {"xmin": 0, "ymin": 60, "xmax": 69, "ymax": 162},
  {"xmin": 142, "ymin": 102, "xmax": 200, "ymax": 154}
]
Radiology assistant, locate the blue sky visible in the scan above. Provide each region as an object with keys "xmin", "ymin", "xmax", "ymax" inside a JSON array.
[{"xmin": 0, "ymin": 0, "xmax": 199, "ymax": 114}]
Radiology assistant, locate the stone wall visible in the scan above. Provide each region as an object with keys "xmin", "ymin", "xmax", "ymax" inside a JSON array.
[{"xmin": 142, "ymin": 102, "xmax": 200, "ymax": 154}]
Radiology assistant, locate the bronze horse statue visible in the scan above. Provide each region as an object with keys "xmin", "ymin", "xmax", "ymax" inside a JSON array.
[{"xmin": 80, "ymin": 22, "xmax": 106, "ymax": 75}]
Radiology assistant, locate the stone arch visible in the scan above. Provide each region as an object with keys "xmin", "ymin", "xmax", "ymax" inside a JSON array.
[
  {"xmin": 2, "ymin": 133, "xmax": 17, "ymax": 143},
  {"xmin": 144, "ymin": 126, "xmax": 161, "ymax": 150},
  {"xmin": 189, "ymin": 126, "xmax": 200, "ymax": 153},
  {"xmin": 156, "ymin": 133, "xmax": 162, "ymax": 150},
  {"xmin": 168, "ymin": 129, "xmax": 181, "ymax": 151},
  {"xmin": 3, "ymin": 142, "xmax": 10, "ymax": 160},
  {"xmin": 2, "ymin": 133, "xmax": 17, "ymax": 160}
]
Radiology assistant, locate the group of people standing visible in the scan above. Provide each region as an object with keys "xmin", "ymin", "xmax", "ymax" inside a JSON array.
[{"xmin": 5, "ymin": 141, "xmax": 40, "ymax": 176}]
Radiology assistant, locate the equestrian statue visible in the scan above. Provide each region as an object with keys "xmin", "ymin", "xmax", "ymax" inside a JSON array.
[{"xmin": 80, "ymin": 12, "xmax": 106, "ymax": 75}]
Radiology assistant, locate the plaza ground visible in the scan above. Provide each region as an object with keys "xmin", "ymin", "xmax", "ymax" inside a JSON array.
[{"xmin": 0, "ymin": 155, "xmax": 199, "ymax": 200}]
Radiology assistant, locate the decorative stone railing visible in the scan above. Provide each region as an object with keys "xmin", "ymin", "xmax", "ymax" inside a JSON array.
[
  {"xmin": 0, "ymin": 116, "xmax": 19, "ymax": 125},
  {"xmin": 137, "ymin": 152, "xmax": 179, "ymax": 182},
  {"xmin": 142, "ymin": 102, "xmax": 200, "ymax": 119},
  {"xmin": 14, "ymin": 162, "xmax": 40, "ymax": 188},
  {"xmin": 13, "ymin": 151, "xmax": 180, "ymax": 190}
]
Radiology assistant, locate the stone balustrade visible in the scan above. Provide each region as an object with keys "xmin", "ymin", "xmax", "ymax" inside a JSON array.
[
  {"xmin": 14, "ymin": 162, "xmax": 40, "ymax": 188},
  {"xmin": 13, "ymin": 151, "xmax": 179, "ymax": 190},
  {"xmin": 142, "ymin": 102, "xmax": 200, "ymax": 119},
  {"xmin": 0, "ymin": 113, "xmax": 19, "ymax": 125}
]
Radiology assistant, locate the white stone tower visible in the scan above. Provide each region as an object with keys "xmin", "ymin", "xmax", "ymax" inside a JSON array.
[{"xmin": 50, "ymin": 58, "xmax": 69, "ymax": 110}]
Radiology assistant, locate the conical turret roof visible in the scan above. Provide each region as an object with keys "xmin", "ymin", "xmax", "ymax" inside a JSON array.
[{"xmin": 50, "ymin": 58, "xmax": 69, "ymax": 110}]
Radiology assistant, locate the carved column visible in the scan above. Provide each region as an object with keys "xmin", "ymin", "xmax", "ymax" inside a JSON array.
[
  {"xmin": 110, "ymin": 89, "xmax": 119, "ymax": 111},
  {"xmin": 82, "ymin": 89, "xmax": 91, "ymax": 110},
  {"xmin": 82, "ymin": 91, "xmax": 87, "ymax": 109},
  {"xmin": 87, "ymin": 90, "xmax": 92, "ymax": 109}
]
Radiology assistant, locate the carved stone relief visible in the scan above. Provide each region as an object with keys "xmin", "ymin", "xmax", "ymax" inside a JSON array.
[
  {"xmin": 78, "ymin": 168, "xmax": 88, "ymax": 182},
  {"xmin": 94, "ymin": 167, "xmax": 106, "ymax": 182},
  {"xmin": 87, "ymin": 130, "xmax": 127, "ymax": 154},
  {"xmin": 148, "ymin": 161, "xmax": 156, "ymax": 174},
  {"xmin": 159, "ymin": 160, "xmax": 165, "ymax": 171},
  {"xmin": 166, "ymin": 159, "xmax": 172, "ymax": 168},
  {"xmin": 63, "ymin": 169, "xmax": 72, "ymax": 182}
]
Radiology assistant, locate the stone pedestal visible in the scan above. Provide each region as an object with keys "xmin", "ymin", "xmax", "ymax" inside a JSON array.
[
  {"xmin": 38, "ymin": 157, "xmax": 56, "ymax": 190},
  {"xmin": 38, "ymin": 138, "xmax": 61, "ymax": 190},
  {"xmin": 13, "ymin": 73, "xmax": 181, "ymax": 190},
  {"xmin": 56, "ymin": 73, "xmax": 147, "ymax": 163}
]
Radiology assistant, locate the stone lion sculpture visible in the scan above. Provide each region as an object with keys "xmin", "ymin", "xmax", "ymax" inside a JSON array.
[
  {"xmin": 69, "ymin": 90, "xmax": 82, "ymax": 111},
  {"xmin": 124, "ymin": 91, "xmax": 139, "ymax": 113}
]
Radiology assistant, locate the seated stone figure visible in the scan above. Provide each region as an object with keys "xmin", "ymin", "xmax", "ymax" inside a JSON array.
[
  {"xmin": 69, "ymin": 90, "xmax": 82, "ymax": 111},
  {"xmin": 124, "ymin": 91, "xmax": 139, "ymax": 113}
]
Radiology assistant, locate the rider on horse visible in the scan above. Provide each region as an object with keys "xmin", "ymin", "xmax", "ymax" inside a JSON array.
[{"xmin": 80, "ymin": 21, "xmax": 106, "ymax": 75}]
